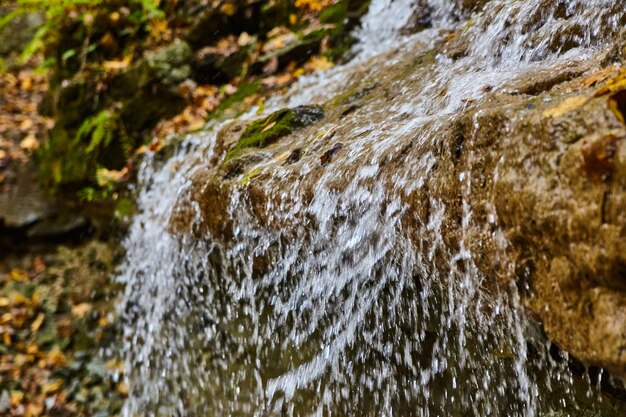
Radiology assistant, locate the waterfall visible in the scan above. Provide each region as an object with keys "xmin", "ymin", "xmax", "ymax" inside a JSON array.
[{"xmin": 116, "ymin": 1, "xmax": 626, "ymax": 416}]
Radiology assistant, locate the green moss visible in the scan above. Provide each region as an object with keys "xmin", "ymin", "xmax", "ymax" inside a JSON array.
[{"xmin": 225, "ymin": 105, "xmax": 324, "ymax": 162}]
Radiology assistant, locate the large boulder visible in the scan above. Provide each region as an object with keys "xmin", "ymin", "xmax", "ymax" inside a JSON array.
[{"xmin": 170, "ymin": 27, "xmax": 626, "ymax": 380}]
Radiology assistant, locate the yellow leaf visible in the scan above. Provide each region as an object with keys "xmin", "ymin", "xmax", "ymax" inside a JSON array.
[
  {"xmin": 20, "ymin": 76, "xmax": 32, "ymax": 91},
  {"xmin": 98, "ymin": 316, "xmax": 109, "ymax": 327},
  {"xmin": 106, "ymin": 359, "xmax": 125, "ymax": 373},
  {"xmin": 595, "ymin": 68, "xmax": 626, "ymax": 97},
  {"xmin": 102, "ymin": 56, "xmax": 132, "ymax": 72},
  {"xmin": 47, "ymin": 347, "xmax": 67, "ymax": 367},
  {"xmin": 31, "ymin": 290, "xmax": 41, "ymax": 306},
  {"xmin": 149, "ymin": 18, "xmax": 169, "ymax": 39},
  {"xmin": 25, "ymin": 403, "xmax": 43, "ymax": 417},
  {"xmin": 10, "ymin": 293, "xmax": 29, "ymax": 306},
  {"xmin": 609, "ymin": 94, "xmax": 626, "ymax": 124},
  {"xmin": 71, "ymin": 303, "xmax": 92, "ymax": 318},
  {"xmin": 307, "ymin": 56, "xmax": 333, "ymax": 72},
  {"xmin": 26, "ymin": 343, "xmax": 39, "ymax": 355},
  {"xmin": 289, "ymin": 14, "xmax": 298, "ymax": 25},
  {"xmin": 543, "ymin": 96, "xmax": 588, "ymax": 118},
  {"xmin": 42, "ymin": 379, "xmax": 63, "ymax": 394},
  {"xmin": 0, "ymin": 297, "xmax": 10, "ymax": 307},
  {"xmin": 9, "ymin": 268, "xmax": 28, "ymax": 282},
  {"xmin": 578, "ymin": 65, "xmax": 618, "ymax": 89},
  {"xmin": 220, "ymin": 2, "xmax": 237, "ymax": 16},
  {"xmin": 117, "ymin": 381, "xmax": 129, "ymax": 396},
  {"xmin": 31, "ymin": 313, "xmax": 45, "ymax": 332},
  {"xmin": 1, "ymin": 313, "xmax": 13, "ymax": 325},
  {"xmin": 10, "ymin": 391, "xmax": 23, "ymax": 407},
  {"xmin": 96, "ymin": 167, "xmax": 129, "ymax": 187},
  {"xmin": 3, "ymin": 332, "xmax": 11, "ymax": 345},
  {"xmin": 20, "ymin": 119, "xmax": 34, "ymax": 130},
  {"xmin": 256, "ymin": 98, "xmax": 265, "ymax": 115}
]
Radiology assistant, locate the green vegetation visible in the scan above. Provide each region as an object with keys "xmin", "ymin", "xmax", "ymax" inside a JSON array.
[{"xmin": 0, "ymin": 0, "xmax": 370, "ymax": 199}]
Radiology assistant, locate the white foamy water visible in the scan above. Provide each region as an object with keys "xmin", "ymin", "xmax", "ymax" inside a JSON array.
[{"xmin": 116, "ymin": 1, "xmax": 626, "ymax": 415}]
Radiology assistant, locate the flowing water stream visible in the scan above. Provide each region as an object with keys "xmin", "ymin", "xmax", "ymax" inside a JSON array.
[{"xmin": 116, "ymin": 1, "xmax": 626, "ymax": 416}]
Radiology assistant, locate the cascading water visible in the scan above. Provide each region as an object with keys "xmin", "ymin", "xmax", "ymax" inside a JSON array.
[{"xmin": 116, "ymin": 1, "xmax": 626, "ymax": 416}]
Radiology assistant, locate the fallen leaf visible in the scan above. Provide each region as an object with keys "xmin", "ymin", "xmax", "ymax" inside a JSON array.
[
  {"xmin": 117, "ymin": 381, "xmax": 129, "ymax": 396},
  {"xmin": 0, "ymin": 297, "xmax": 9, "ymax": 307},
  {"xmin": 33, "ymin": 256, "xmax": 46, "ymax": 274},
  {"xmin": 306, "ymin": 56, "xmax": 333, "ymax": 72},
  {"xmin": 220, "ymin": 2, "xmax": 237, "ymax": 16},
  {"xmin": 10, "ymin": 293, "xmax": 29, "ymax": 306},
  {"xmin": 20, "ymin": 119, "xmax": 34, "ymax": 130},
  {"xmin": 47, "ymin": 347, "xmax": 67, "ymax": 367},
  {"xmin": 9, "ymin": 268, "xmax": 28, "ymax": 282},
  {"xmin": 543, "ymin": 95, "xmax": 588, "ymax": 118},
  {"xmin": 96, "ymin": 167, "xmax": 129, "ymax": 187},
  {"xmin": 10, "ymin": 391, "xmax": 23, "ymax": 407},
  {"xmin": 595, "ymin": 68, "xmax": 626, "ymax": 97},
  {"xmin": 42, "ymin": 379, "xmax": 63, "ymax": 394},
  {"xmin": 25, "ymin": 403, "xmax": 43, "ymax": 417},
  {"xmin": 71, "ymin": 303, "xmax": 92, "ymax": 318},
  {"xmin": 578, "ymin": 65, "xmax": 618, "ymax": 89},
  {"xmin": 31, "ymin": 313, "xmax": 45, "ymax": 332},
  {"xmin": 102, "ymin": 56, "xmax": 132, "ymax": 72}
]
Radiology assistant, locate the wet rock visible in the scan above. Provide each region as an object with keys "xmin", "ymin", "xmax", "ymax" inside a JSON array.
[
  {"xmin": 0, "ymin": 8, "xmax": 44, "ymax": 58},
  {"xmin": 177, "ymin": 32, "xmax": 626, "ymax": 382},
  {"xmin": 224, "ymin": 105, "xmax": 324, "ymax": 161},
  {"xmin": 0, "ymin": 162, "xmax": 57, "ymax": 229},
  {"xmin": 320, "ymin": 142, "xmax": 344, "ymax": 166}
]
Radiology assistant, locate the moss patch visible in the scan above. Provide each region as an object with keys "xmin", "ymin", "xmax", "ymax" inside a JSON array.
[{"xmin": 225, "ymin": 105, "xmax": 324, "ymax": 162}]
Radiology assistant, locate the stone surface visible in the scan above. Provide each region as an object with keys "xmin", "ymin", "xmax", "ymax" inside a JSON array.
[{"xmin": 171, "ymin": 29, "xmax": 626, "ymax": 380}]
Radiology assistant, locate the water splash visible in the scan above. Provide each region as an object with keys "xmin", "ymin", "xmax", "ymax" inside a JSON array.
[{"xmin": 117, "ymin": 0, "xmax": 626, "ymax": 415}]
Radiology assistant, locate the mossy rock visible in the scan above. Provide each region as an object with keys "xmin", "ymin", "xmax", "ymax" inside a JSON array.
[{"xmin": 225, "ymin": 105, "xmax": 324, "ymax": 162}]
